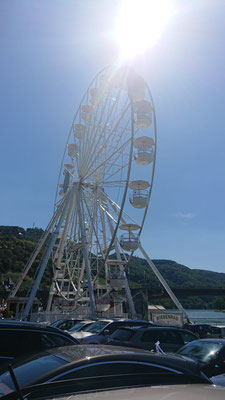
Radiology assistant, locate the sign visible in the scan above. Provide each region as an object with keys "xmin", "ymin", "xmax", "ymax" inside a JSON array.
[{"xmin": 152, "ymin": 312, "xmax": 183, "ymax": 327}]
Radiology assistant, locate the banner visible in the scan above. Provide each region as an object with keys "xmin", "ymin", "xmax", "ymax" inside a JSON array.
[{"xmin": 152, "ymin": 312, "xmax": 183, "ymax": 327}]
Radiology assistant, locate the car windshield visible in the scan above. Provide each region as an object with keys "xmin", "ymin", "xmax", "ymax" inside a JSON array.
[
  {"xmin": 111, "ymin": 328, "xmax": 135, "ymax": 341},
  {"xmin": 82, "ymin": 321, "xmax": 109, "ymax": 333},
  {"xmin": 50, "ymin": 320, "xmax": 64, "ymax": 327},
  {"xmin": 0, "ymin": 354, "xmax": 67, "ymax": 396},
  {"xmin": 177, "ymin": 341, "xmax": 224, "ymax": 362},
  {"xmin": 68, "ymin": 322, "xmax": 91, "ymax": 332}
]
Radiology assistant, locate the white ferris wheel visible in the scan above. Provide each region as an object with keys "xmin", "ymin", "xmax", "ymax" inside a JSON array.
[{"xmin": 10, "ymin": 66, "xmax": 188, "ymax": 321}]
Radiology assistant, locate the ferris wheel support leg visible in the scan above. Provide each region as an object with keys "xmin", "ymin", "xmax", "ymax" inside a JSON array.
[
  {"xmin": 104, "ymin": 199, "xmax": 137, "ymax": 319},
  {"xmin": 138, "ymin": 243, "xmax": 190, "ymax": 322},
  {"xmin": 22, "ymin": 191, "xmax": 73, "ymax": 320},
  {"xmin": 123, "ymin": 274, "xmax": 137, "ymax": 319},
  {"xmin": 75, "ymin": 186, "xmax": 98, "ymax": 320},
  {"xmin": 105, "ymin": 211, "xmax": 137, "ymax": 319},
  {"xmin": 46, "ymin": 190, "xmax": 76, "ymax": 312},
  {"xmin": 8, "ymin": 200, "xmax": 65, "ymax": 299}
]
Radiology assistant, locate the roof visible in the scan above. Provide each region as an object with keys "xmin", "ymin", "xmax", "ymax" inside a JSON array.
[
  {"xmin": 0, "ymin": 319, "xmax": 75, "ymax": 335},
  {"xmin": 7, "ymin": 344, "xmax": 203, "ymax": 378},
  {"xmin": 114, "ymin": 325, "xmax": 187, "ymax": 332},
  {"xmin": 196, "ymin": 338, "xmax": 225, "ymax": 344}
]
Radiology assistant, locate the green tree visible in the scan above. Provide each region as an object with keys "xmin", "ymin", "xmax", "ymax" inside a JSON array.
[{"xmin": 213, "ymin": 297, "xmax": 225, "ymax": 310}]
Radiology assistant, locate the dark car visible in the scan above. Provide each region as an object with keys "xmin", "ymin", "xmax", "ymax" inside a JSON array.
[
  {"xmin": 0, "ymin": 345, "xmax": 211, "ymax": 399},
  {"xmin": 0, "ymin": 320, "xmax": 79, "ymax": 364},
  {"xmin": 176, "ymin": 338, "xmax": 225, "ymax": 377},
  {"xmin": 82, "ymin": 319, "xmax": 154, "ymax": 344},
  {"xmin": 207, "ymin": 326, "xmax": 225, "ymax": 339},
  {"xmin": 107, "ymin": 326, "xmax": 198, "ymax": 352},
  {"xmin": 183, "ymin": 323, "xmax": 212, "ymax": 338}
]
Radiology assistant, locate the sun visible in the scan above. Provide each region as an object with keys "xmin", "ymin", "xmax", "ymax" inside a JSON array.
[{"xmin": 115, "ymin": 0, "xmax": 174, "ymax": 60}]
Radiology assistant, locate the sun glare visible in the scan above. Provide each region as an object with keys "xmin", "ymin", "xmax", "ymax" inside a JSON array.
[{"xmin": 115, "ymin": 0, "xmax": 174, "ymax": 60}]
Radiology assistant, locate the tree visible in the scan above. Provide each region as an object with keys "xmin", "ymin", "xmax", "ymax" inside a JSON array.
[{"xmin": 213, "ymin": 297, "xmax": 225, "ymax": 310}]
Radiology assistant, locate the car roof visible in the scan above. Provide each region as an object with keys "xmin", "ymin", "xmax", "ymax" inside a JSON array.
[
  {"xmin": 185, "ymin": 323, "xmax": 211, "ymax": 326},
  {"xmin": 2, "ymin": 344, "xmax": 204, "ymax": 378},
  {"xmin": 114, "ymin": 325, "xmax": 188, "ymax": 332},
  {"xmin": 51, "ymin": 318, "xmax": 83, "ymax": 322},
  {"xmin": 106, "ymin": 319, "xmax": 151, "ymax": 323},
  {"xmin": 101, "ymin": 319, "xmax": 153, "ymax": 329},
  {"xmin": 0, "ymin": 319, "xmax": 78, "ymax": 336},
  {"xmin": 193, "ymin": 338, "xmax": 225, "ymax": 344},
  {"xmin": 0, "ymin": 319, "xmax": 54, "ymax": 329},
  {"xmin": 211, "ymin": 325, "xmax": 225, "ymax": 328}
]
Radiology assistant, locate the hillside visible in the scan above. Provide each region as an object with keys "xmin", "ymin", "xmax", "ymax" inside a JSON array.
[
  {"xmin": 128, "ymin": 256, "xmax": 225, "ymax": 289},
  {"xmin": 0, "ymin": 225, "xmax": 224, "ymax": 309}
]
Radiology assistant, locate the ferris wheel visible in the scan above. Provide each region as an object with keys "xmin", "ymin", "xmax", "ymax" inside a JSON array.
[
  {"xmin": 10, "ymin": 65, "xmax": 189, "ymax": 321},
  {"xmin": 48, "ymin": 65, "xmax": 157, "ymax": 318}
]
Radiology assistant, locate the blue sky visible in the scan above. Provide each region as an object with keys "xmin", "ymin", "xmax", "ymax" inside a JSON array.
[{"xmin": 1, "ymin": 0, "xmax": 225, "ymax": 272}]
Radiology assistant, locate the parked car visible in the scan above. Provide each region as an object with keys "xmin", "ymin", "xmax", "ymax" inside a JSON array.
[
  {"xmin": 50, "ymin": 319, "xmax": 82, "ymax": 331},
  {"xmin": 6, "ymin": 382, "xmax": 225, "ymax": 400},
  {"xmin": 176, "ymin": 338, "xmax": 225, "ymax": 377},
  {"xmin": 82, "ymin": 319, "xmax": 154, "ymax": 344},
  {"xmin": 107, "ymin": 326, "xmax": 198, "ymax": 352},
  {"xmin": 208, "ymin": 325, "xmax": 225, "ymax": 338},
  {"xmin": 183, "ymin": 323, "xmax": 212, "ymax": 338},
  {"xmin": 67, "ymin": 320, "xmax": 94, "ymax": 334},
  {"xmin": 0, "ymin": 320, "xmax": 79, "ymax": 364},
  {"xmin": 69, "ymin": 319, "xmax": 112, "ymax": 340},
  {"xmin": 0, "ymin": 344, "xmax": 211, "ymax": 399}
]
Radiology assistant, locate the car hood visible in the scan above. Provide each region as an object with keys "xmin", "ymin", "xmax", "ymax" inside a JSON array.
[
  {"xmin": 82, "ymin": 333, "xmax": 103, "ymax": 343},
  {"xmin": 70, "ymin": 331, "xmax": 95, "ymax": 339}
]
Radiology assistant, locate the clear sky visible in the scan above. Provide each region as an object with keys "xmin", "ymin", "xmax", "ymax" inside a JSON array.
[{"xmin": 1, "ymin": 0, "xmax": 225, "ymax": 273}]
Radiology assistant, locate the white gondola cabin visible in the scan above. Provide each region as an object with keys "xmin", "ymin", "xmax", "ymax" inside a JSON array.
[
  {"xmin": 119, "ymin": 223, "xmax": 140, "ymax": 252},
  {"xmin": 134, "ymin": 100, "xmax": 152, "ymax": 129}
]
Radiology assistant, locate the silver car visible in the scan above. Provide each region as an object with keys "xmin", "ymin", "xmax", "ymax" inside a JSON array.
[{"xmin": 43, "ymin": 384, "xmax": 225, "ymax": 400}]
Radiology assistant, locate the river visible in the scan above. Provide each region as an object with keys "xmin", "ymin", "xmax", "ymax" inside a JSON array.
[{"xmin": 167, "ymin": 309, "xmax": 225, "ymax": 325}]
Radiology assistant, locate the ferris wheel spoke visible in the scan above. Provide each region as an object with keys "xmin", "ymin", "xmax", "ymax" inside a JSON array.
[
  {"xmin": 82, "ymin": 191, "xmax": 105, "ymax": 258},
  {"xmin": 81, "ymin": 101, "xmax": 130, "ymax": 180},
  {"xmin": 83, "ymin": 131, "xmax": 131, "ymax": 183},
  {"xmin": 103, "ymin": 161, "xmax": 130, "ymax": 183},
  {"xmin": 93, "ymin": 119, "xmax": 133, "ymax": 182},
  {"xmin": 81, "ymin": 111, "xmax": 131, "ymax": 182},
  {"xmin": 81, "ymin": 77, "xmax": 122, "ymax": 159},
  {"xmin": 99, "ymin": 203, "xmax": 118, "ymax": 224},
  {"xmin": 80, "ymin": 90, "xmax": 121, "ymax": 175},
  {"xmin": 100, "ymin": 188, "xmax": 138, "ymax": 225},
  {"xmin": 80, "ymin": 94, "xmax": 112, "ymax": 173},
  {"xmin": 101, "ymin": 182, "xmax": 126, "ymax": 188},
  {"xmin": 81, "ymin": 189, "xmax": 104, "ymax": 258}
]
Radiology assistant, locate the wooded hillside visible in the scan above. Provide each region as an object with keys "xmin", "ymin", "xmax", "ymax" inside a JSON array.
[{"xmin": 0, "ymin": 225, "xmax": 224, "ymax": 309}]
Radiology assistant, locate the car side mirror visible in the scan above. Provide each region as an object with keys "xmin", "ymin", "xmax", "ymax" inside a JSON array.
[{"xmin": 102, "ymin": 329, "xmax": 110, "ymax": 336}]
